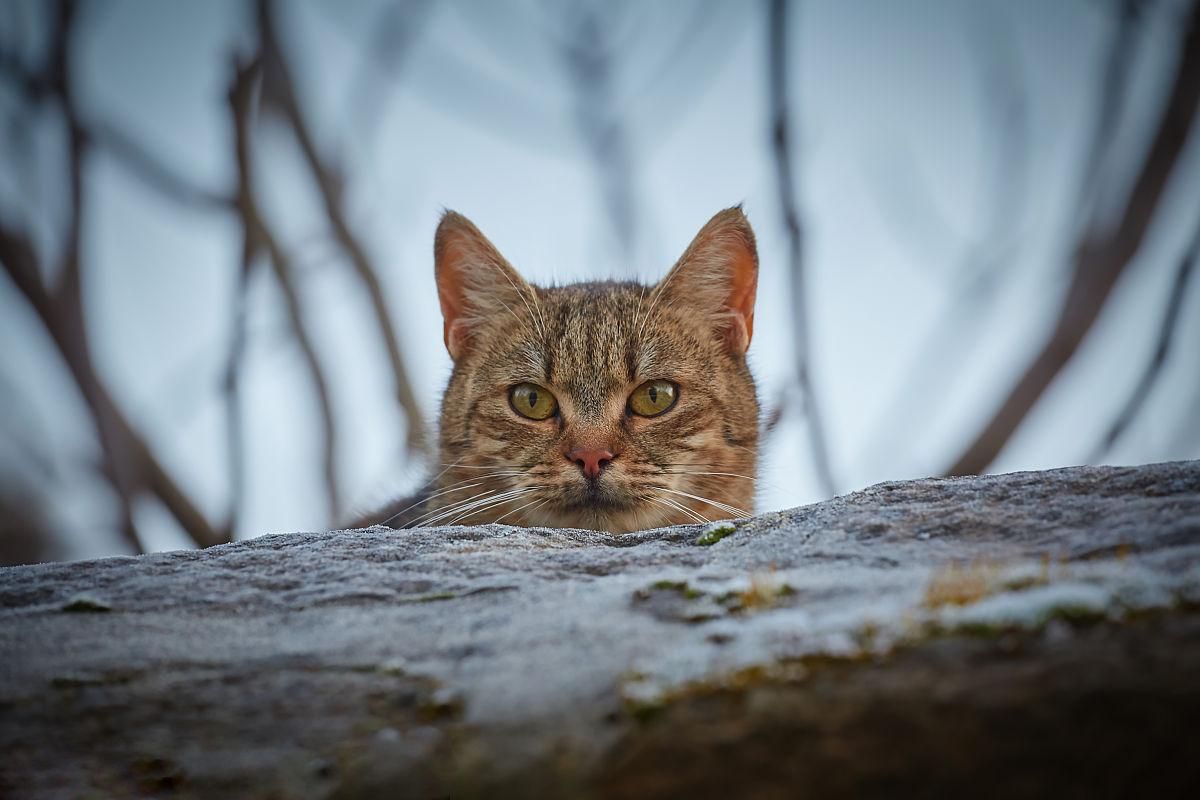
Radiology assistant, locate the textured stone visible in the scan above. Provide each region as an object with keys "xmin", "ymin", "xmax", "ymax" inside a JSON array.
[{"xmin": 2, "ymin": 461, "xmax": 1199, "ymax": 798}]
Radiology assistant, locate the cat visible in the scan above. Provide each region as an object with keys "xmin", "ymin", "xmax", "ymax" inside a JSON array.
[{"xmin": 356, "ymin": 207, "xmax": 760, "ymax": 533}]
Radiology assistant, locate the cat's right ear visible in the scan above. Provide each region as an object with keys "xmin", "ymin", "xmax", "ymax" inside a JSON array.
[
  {"xmin": 655, "ymin": 206, "xmax": 759, "ymax": 355},
  {"xmin": 434, "ymin": 211, "xmax": 532, "ymax": 361}
]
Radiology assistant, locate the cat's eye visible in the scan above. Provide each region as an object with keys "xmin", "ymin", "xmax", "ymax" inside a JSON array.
[
  {"xmin": 509, "ymin": 383, "xmax": 558, "ymax": 420},
  {"xmin": 628, "ymin": 380, "xmax": 678, "ymax": 417}
]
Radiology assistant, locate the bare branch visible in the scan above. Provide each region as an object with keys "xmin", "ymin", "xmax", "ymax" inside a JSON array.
[
  {"xmin": 556, "ymin": 3, "xmax": 638, "ymax": 256},
  {"xmin": 1090, "ymin": 215, "xmax": 1200, "ymax": 462},
  {"xmin": 854, "ymin": 7, "xmax": 1031, "ymax": 478},
  {"xmin": 1074, "ymin": 0, "xmax": 1146, "ymax": 224},
  {"xmin": 220, "ymin": 198, "xmax": 256, "ymax": 540},
  {"xmin": 87, "ymin": 117, "xmax": 234, "ymax": 211},
  {"xmin": 767, "ymin": 0, "xmax": 837, "ymax": 497},
  {"xmin": 945, "ymin": 0, "xmax": 1200, "ymax": 476},
  {"xmin": 0, "ymin": 2, "xmax": 227, "ymax": 552},
  {"xmin": 0, "ymin": 223, "xmax": 226, "ymax": 550},
  {"xmin": 258, "ymin": 0, "xmax": 431, "ymax": 459},
  {"xmin": 228, "ymin": 55, "xmax": 343, "ymax": 523}
]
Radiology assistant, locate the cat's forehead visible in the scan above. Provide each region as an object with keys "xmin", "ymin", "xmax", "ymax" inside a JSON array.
[
  {"xmin": 492, "ymin": 281, "xmax": 679, "ymax": 414},
  {"xmin": 542, "ymin": 282, "xmax": 661, "ymax": 373}
]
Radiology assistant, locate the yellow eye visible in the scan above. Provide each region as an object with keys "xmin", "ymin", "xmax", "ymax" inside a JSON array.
[
  {"xmin": 629, "ymin": 380, "xmax": 678, "ymax": 417},
  {"xmin": 509, "ymin": 383, "xmax": 558, "ymax": 420}
]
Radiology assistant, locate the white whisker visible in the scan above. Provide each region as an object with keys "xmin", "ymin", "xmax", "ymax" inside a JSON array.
[{"xmin": 655, "ymin": 487, "xmax": 749, "ymax": 519}]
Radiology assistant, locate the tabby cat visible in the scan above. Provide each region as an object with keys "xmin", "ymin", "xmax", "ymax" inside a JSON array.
[{"xmin": 359, "ymin": 207, "xmax": 760, "ymax": 533}]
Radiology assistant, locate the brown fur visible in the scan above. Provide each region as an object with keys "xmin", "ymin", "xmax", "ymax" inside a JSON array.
[{"xmin": 363, "ymin": 207, "xmax": 760, "ymax": 533}]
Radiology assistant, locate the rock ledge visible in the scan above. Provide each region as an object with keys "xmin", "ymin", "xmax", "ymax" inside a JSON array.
[{"xmin": 2, "ymin": 461, "xmax": 1199, "ymax": 798}]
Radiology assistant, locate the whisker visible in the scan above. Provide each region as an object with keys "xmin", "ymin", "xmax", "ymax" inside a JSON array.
[
  {"xmin": 656, "ymin": 470, "xmax": 759, "ymax": 482},
  {"xmin": 649, "ymin": 493, "xmax": 710, "ymax": 524},
  {"xmin": 655, "ymin": 487, "xmax": 749, "ymax": 519},
  {"xmin": 405, "ymin": 487, "xmax": 507, "ymax": 528},
  {"xmin": 380, "ymin": 473, "xmax": 525, "ymax": 527},
  {"xmin": 492, "ymin": 494, "xmax": 546, "ymax": 526},
  {"xmin": 440, "ymin": 488, "xmax": 537, "ymax": 526}
]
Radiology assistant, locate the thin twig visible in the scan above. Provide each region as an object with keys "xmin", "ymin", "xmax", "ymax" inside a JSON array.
[
  {"xmin": 556, "ymin": 3, "xmax": 637, "ymax": 256},
  {"xmin": 228, "ymin": 55, "xmax": 343, "ymax": 523},
  {"xmin": 767, "ymin": 0, "xmax": 837, "ymax": 497},
  {"xmin": 220, "ymin": 195, "xmax": 256, "ymax": 541},
  {"xmin": 854, "ymin": 7, "xmax": 1030, "ymax": 478},
  {"xmin": 1074, "ymin": 0, "xmax": 1146, "ymax": 227},
  {"xmin": 945, "ymin": 0, "xmax": 1200, "ymax": 476},
  {"xmin": 1089, "ymin": 215, "xmax": 1200, "ymax": 462},
  {"xmin": 0, "ymin": 223, "xmax": 226, "ymax": 550},
  {"xmin": 88, "ymin": 117, "xmax": 235, "ymax": 211},
  {"xmin": 1, "ymin": 31, "xmax": 229, "ymax": 213},
  {"xmin": 258, "ymin": 0, "xmax": 431, "ymax": 458},
  {"xmin": 40, "ymin": 0, "xmax": 143, "ymax": 553}
]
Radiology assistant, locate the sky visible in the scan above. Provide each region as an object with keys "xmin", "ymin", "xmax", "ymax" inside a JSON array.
[{"xmin": 1, "ymin": 0, "xmax": 1198, "ymax": 559}]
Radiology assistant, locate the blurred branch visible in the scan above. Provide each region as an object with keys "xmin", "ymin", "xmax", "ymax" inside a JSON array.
[
  {"xmin": 342, "ymin": 0, "xmax": 434, "ymax": 145},
  {"xmin": 556, "ymin": 3, "xmax": 637, "ymax": 256},
  {"xmin": 767, "ymin": 0, "xmax": 837, "ymax": 497},
  {"xmin": 0, "ymin": 1, "xmax": 226, "ymax": 552},
  {"xmin": 855, "ymin": 7, "xmax": 1031, "ymax": 478},
  {"xmin": 0, "ymin": 484, "xmax": 61, "ymax": 567},
  {"xmin": 1075, "ymin": 0, "xmax": 1147, "ymax": 224},
  {"xmin": 87, "ymin": 118, "xmax": 235, "ymax": 211},
  {"xmin": 258, "ymin": 0, "xmax": 431, "ymax": 458},
  {"xmin": 945, "ymin": 0, "xmax": 1200, "ymax": 476},
  {"xmin": 0, "ymin": 225, "xmax": 227, "ymax": 551},
  {"xmin": 220, "ymin": 183, "xmax": 256, "ymax": 540},
  {"xmin": 1089, "ymin": 214, "xmax": 1200, "ymax": 462},
  {"xmin": 228, "ymin": 54, "xmax": 343, "ymax": 523},
  {"xmin": 0, "ymin": 27, "xmax": 230, "ymax": 213}
]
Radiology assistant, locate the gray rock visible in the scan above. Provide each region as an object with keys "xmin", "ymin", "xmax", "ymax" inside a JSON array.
[{"xmin": 2, "ymin": 461, "xmax": 1199, "ymax": 798}]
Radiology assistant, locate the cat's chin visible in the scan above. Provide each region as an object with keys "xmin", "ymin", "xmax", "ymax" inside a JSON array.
[{"xmin": 536, "ymin": 494, "xmax": 647, "ymax": 535}]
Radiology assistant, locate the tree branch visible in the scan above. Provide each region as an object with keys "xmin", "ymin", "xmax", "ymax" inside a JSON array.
[
  {"xmin": 258, "ymin": 0, "xmax": 431, "ymax": 459},
  {"xmin": 87, "ymin": 117, "xmax": 235, "ymax": 211},
  {"xmin": 0, "ymin": 223, "xmax": 226, "ymax": 550},
  {"xmin": 1089, "ymin": 214, "xmax": 1200, "ymax": 462},
  {"xmin": 228, "ymin": 55, "xmax": 343, "ymax": 523},
  {"xmin": 945, "ymin": 0, "xmax": 1200, "ymax": 476},
  {"xmin": 0, "ymin": 2, "xmax": 227, "ymax": 552},
  {"xmin": 767, "ymin": 0, "xmax": 837, "ymax": 497}
]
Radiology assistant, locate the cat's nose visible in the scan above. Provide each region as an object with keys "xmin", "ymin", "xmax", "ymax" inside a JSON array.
[{"xmin": 566, "ymin": 448, "xmax": 615, "ymax": 479}]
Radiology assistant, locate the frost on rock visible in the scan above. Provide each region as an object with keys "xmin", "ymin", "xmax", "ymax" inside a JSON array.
[{"xmin": 1, "ymin": 461, "xmax": 1199, "ymax": 797}]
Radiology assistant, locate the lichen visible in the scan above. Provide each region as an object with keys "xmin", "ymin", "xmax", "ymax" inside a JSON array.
[
  {"xmin": 695, "ymin": 523, "xmax": 737, "ymax": 546},
  {"xmin": 646, "ymin": 580, "xmax": 703, "ymax": 599},
  {"xmin": 60, "ymin": 595, "xmax": 111, "ymax": 613}
]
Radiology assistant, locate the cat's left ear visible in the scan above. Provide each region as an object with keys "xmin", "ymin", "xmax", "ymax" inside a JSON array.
[
  {"xmin": 656, "ymin": 206, "xmax": 759, "ymax": 355},
  {"xmin": 434, "ymin": 211, "xmax": 535, "ymax": 361}
]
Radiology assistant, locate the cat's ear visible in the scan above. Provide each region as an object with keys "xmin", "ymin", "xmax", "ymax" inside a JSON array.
[
  {"xmin": 434, "ymin": 211, "xmax": 534, "ymax": 361},
  {"xmin": 655, "ymin": 206, "xmax": 759, "ymax": 354}
]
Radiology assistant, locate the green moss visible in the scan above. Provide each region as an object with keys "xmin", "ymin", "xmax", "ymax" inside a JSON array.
[
  {"xmin": 1043, "ymin": 604, "xmax": 1106, "ymax": 626},
  {"xmin": 648, "ymin": 580, "xmax": 703, "ymax": 599},
  {"xmin": 404, "ymin": 592, "xmax": 460, "ymax": 604},
  {"xmin": 624, "ymin": 698, "xmax": 666, "ymax": 724},
  {"xmin": 61, "ymin": 596, "xmax": 111, "ymax": 613},
  {"xmin": 696, "ymin": 524, "xmax": 737, "ymax": 546},
  {"xmin": 418, "ymin": 688, "xmax": 464, "ymax": 722},
  {"xmin": 50, "ymin": 670, "xmax": 136, "ymax": 689}
]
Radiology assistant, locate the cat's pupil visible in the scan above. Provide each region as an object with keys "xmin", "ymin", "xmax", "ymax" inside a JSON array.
[
  {"xmin": 648, "ymin": 385, "xmax": 658, "ymax": 404},
  {"xmin": 528, "ymin": 389, "xmax": 538, "ymax": 408}
]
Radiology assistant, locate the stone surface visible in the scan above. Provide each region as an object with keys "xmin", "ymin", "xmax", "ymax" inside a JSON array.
[{"xmin": 2, "ymin": 461, "xmax": 1199, "ymax": 798}]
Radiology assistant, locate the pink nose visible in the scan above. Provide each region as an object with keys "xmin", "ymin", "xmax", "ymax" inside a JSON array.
[{"xmin": 566, "ymin": 448, "xmax": 615, "ymax": 479}]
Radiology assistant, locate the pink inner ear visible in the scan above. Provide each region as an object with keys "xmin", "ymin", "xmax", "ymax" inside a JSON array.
[
  {"xmin": 434, "ymin": 223, "xmax": 476, "ymax": 361},
  {"xmin": 725, "ymin": 239, "xmax": 758, "ymax": 353},
  {"xmin": 443, "ymin": 318, "xmax": 470, "ymax": 361}
]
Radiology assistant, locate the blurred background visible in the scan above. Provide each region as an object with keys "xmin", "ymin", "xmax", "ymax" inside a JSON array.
[{"xmin": 1, "ymin": 0, "xmax": 1198, "ymax": 564}]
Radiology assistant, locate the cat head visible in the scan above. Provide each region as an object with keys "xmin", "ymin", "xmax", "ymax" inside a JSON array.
[{"xmin": 429, "ymin": 207, "xmax": 759, "ymax": 533}]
